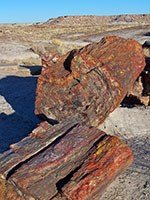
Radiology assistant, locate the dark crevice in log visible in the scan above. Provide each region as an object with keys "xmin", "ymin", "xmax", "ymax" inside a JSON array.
[
  {"xmin": 85, "ymin": 104, "xmax": 90, "ymax": 110},
  {"xmin": 64, "ymin": 50, "xmax": 76, "ymax": 73},
  {"xmin": 75, "ymin": 172, "xmax": 89, "ymax": 183},
  {"xmin": 47, "ymin": 123, "xmax": 79, "ymax": 146},
  {"xmin": 56, "ymin": 165, "xmax": 82, "ymax": 195},
  {"xmin": 6, "ymin": 123, "xmax": 79, "ymax": 181},
  {"xmin": 55, "ymin": 134, "xmax": 107, "ymax": 196},
  {"xmin": 37, "ymin": 114, "xmax": 59, "ymax": 125},
  {"xmin": 93, "ymin": 134, "xmax": 108, "ymax": 146},
  {"xmin": 121, "ymin": 96, "xmax": 142, "ymax": 108},
  {"xmin": 74, "ymin": 78, "xmax": 80, "ymax": 83},
  {"xmin": 141, "ymin": 66, "xmax": 150, "ymax": 96}
]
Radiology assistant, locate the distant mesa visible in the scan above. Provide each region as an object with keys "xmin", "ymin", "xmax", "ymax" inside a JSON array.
[{"xmin": 45, "ymin": 14, "xmax": 150, "ymax": 26}]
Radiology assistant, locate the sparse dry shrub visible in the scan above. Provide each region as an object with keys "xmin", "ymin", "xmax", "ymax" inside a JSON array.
[{"xmin": 51, "ymin": 38, "xmax": 83, "ymax": 55}]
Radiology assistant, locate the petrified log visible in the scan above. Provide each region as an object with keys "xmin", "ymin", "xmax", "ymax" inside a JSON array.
[
  {"xmin": 35, "ymin": 36, "xmax": 145, "ymax": 127},
  {"xmin": 0, "ymin": 120, "xmax": 133, "ymax": 200}
]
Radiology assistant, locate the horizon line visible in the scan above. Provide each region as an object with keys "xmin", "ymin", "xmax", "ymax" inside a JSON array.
[{"xmin": 0, "ymin": 13, "xmax": 149, "ymax": 24}]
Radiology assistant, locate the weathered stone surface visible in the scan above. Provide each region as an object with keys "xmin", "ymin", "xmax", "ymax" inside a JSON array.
[
  {"xmin": 35, "ymin": 36, "xmax": 145, "ymax": 127},
  {"xmin": 0, "ymin": 120, "xmax": 133, "ymax": 200}
]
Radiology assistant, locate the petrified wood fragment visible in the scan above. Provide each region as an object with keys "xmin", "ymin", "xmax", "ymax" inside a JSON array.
[
  {"xmin": 125, "ymin": 42, "xmax": 150, "ymax": 106},
  {"xmin": 35, "ymin": 36, "xmax": 145, "ymax": 127},
  {"xmin": 124, "ymin": 62, "xmax": 150, "ymax": 106},
  {"xmin": 0, "ymin": 120, "xmax": 133, "ymax": 200}
]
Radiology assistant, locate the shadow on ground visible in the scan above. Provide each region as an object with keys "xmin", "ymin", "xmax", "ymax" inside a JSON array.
[
  {"xmin": 0, "ymin": 75, "xmax": 41, "ymax": 153},
  {"xmin": 19, "ymin": 65, "xmax": 42, "ymax": 75}
]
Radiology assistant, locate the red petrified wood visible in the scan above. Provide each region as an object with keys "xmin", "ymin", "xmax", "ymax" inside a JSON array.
[
  {"xmin": 35, "ymin": 36, "xmax": 145, "ymax": 126},
  {"xmin": 52, "ymin": 136, "xmax": 133, "ymax": 200},
  {"xmin": 0, "ymin": 120, "xmax": 133, "ymax": 200}
]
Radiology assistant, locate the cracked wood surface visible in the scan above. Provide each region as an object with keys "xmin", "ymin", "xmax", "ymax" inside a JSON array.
[
  {"xmin": 0, "ymin": 120, "xmax": 133, "ymax": 200},
  {"xmin": 35, "ymin": 36, "xmax": 145, "ymax": 127}
]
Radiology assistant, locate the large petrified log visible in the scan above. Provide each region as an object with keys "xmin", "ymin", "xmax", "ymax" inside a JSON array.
[
  {"xmin": 0, "ymin": 120, "xmax": 133, "ymax": 200},
  {"xmin": 35, "ymin": 36, "xmax": 145, "ymax": 127}
]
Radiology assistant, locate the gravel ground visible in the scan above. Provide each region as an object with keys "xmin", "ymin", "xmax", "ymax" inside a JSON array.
[{"xmin": 0, "ymin": 43, "xmax": 40, "ymax": 65}]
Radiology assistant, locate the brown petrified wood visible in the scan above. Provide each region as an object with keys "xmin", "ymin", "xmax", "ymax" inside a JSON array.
[
  {"xmin": 0, "ymin": 120, "xmax": 133, "ymax": 200},
  {"xmin": 35, "ymin": 36, "xmax": 145, "ymax": 127},
  {"xmin": 125, "ymin": 61, "xmax": 150, "ymax": 106},
  {"xmin": 123, "ymin": 42, "xmax": 150, "ymax": 107}
]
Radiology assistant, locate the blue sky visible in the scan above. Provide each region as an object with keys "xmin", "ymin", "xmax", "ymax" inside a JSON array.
[{"xmin": 0, "ymin": 0, "xmax": 150, "ymax": 23}]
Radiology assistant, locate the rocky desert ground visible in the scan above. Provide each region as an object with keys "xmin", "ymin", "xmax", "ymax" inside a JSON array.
[{"xmin": 0, "ymin": 14, "xmax": 150, "ymax": 199}]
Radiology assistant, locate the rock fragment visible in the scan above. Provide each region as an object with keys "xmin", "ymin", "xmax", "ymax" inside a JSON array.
[{"xmin": 124, "ymin": 60, "xmax": 150, "ymax": 106}]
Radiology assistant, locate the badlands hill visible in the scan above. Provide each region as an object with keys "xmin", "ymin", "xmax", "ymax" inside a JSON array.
[{"xmin": 46, "ymin": 14, "xmax": 150, "ymax": 25}]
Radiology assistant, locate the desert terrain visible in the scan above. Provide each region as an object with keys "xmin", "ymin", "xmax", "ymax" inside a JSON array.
[{"xmin": 0, "ymin": 14, "xmax": 150, "ymax": 199}]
